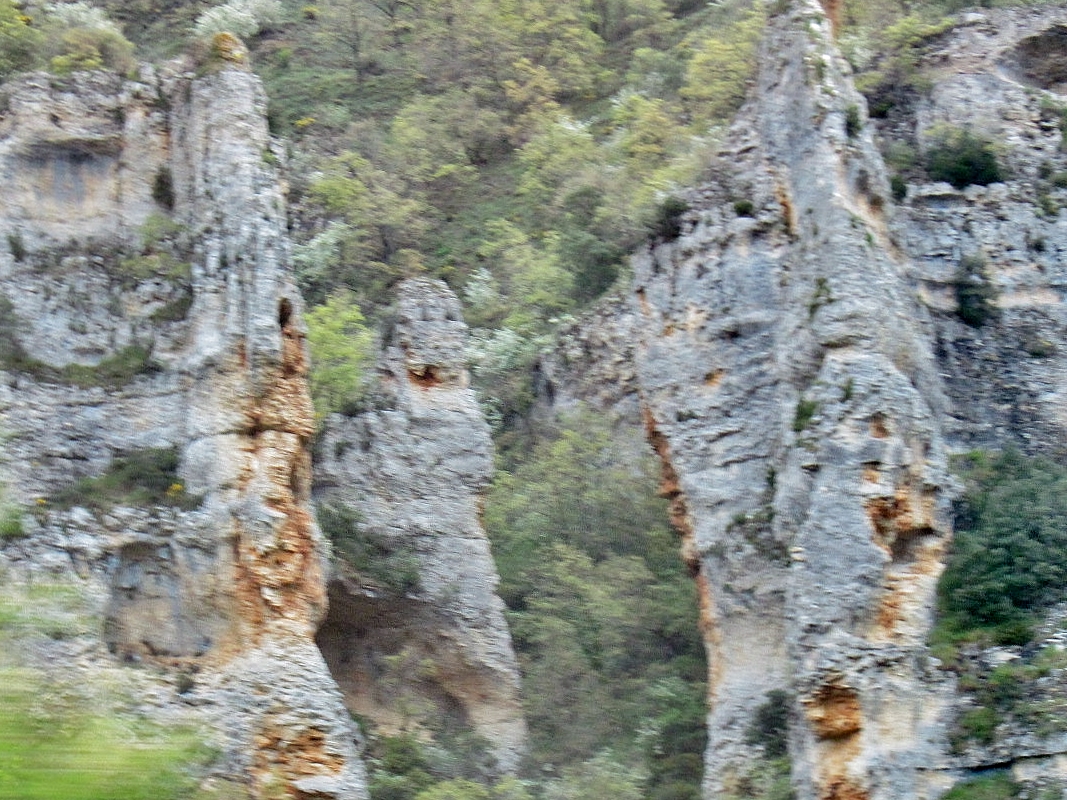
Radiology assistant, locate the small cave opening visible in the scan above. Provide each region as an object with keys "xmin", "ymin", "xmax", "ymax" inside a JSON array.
[
  {"xmin": 1005, "ymin": 25, "xmax": 1067, "ymax": 91},
  {"xmin": 278, "ymin": 298, "xmax": 293, "ymax": 329},
  {"xmin": 314, "ymin": 579, "xmax": 476, "ymax": 744}
]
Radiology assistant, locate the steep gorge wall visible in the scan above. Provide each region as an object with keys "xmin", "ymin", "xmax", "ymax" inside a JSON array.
[
  {"xmin": 632, "ymin": 3, "xmax": 955, "ymax": 796},
  {"xmin": 542, "ymin": 3, "xmax": 1067, "ymax": 798},
  {"xmin": 0, "ymin": 63, "xmax": 366, "ymax": 798}
]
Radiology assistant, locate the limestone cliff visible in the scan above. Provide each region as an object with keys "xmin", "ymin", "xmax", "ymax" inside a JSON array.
[
  {"xmin": 0, "ymin": 63, "xmax": 366, "ymax": 798},
  {"xmin": 542, "ymin": 2, "xmax": 1067, "ymax": 798},
  {"xmin": 314, "ymin": 278, "xmax": 527, "ymax": 772},
  {"xmin": 633, "ymin": 3, "xmax": 954, "ymax": 796}
]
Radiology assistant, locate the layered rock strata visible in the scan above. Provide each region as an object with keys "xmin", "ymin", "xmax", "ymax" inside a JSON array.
[
  {"xmin": 544, "ymin": 4, "xmax": 1067, "ymax": 799},
  {"xmin": 315, "ymin": 278, "xmax": 527, "ymax": 773},
  {"xmin": 0, "ymin": 64, "xmax": 367, "ymax": 798},
  {"xmin": 615, "ymin": 1, "xmax": 957, "ymax": 797}
]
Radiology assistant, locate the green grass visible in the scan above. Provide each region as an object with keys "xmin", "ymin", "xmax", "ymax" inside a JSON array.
[
  {"xmin": 0, "ymin": 671, "xmax": 212, "ymax": 800},
  {"xmin": 2, "ymin": 342, "xmax": 161, "ymax": 389},
  {"xmin": 0, "ymin": 580, "xmax": 217, "ymax": 800},
  {"xmin": 49, "ymin": 448, "xmax": 200, "ymax": 512},
  {"xmin": 792, "ymin": 398, "xmax": 818, "ymax": 432},
  {"xmin": 942, "ymin": 774, "xmax": 1020, "ymax": 800}
]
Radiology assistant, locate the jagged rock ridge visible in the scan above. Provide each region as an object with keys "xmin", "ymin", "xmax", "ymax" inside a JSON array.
[{"xmin": 541, "ymin": 2, "xmax": 1067, "ymax": 798}]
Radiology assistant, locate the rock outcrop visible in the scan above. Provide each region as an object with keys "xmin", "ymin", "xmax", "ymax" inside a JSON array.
[
  {"xmin": 631, "ymin": 3, "xmax": 954, "ymax": 797},
  {"xmin": 315, "ymin": 278, "xmax": 527, "ymax": 773},
  {"xmin": 0, "ymin": 64, "xmax": 367, "ymax": 798},
  {"xmin": 541, "ymin": 2, "xmax": 1067, "ymax": 798}
]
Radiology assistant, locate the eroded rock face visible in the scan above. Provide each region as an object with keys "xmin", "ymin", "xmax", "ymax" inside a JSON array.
[
  {"xmin": 315, "ymin": 278, "xmax": 527, "ymax": 773},
  {"xmin": 630, "ymin": 2, "xmax": 956, "ymax": 796},
  {"xmin": 537, "ymin": 4, "xmax": 1067, "ymax": 799},
  {"xmin": 0, "ymin": 66, "xmax": 366, "ymax": 798}
]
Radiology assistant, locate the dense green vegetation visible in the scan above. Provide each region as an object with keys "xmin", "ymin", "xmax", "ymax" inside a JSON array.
[
  {"xmin": 0, "ymin": 579, "xmax": 222, "ymax": 799},
  {"xmin": 305, "ymin": 290, "xmax": 375, "ymax": 418},
  {"xmin": 47, "ymin": 447, "xmax": 201, "ymax": 512},
  {"xmin": 82, "ymin": 0, "xmax": 769, "ymax": 429},
  {"xmin": 484, "ymin": 411, "xmax": 706, "ymax": 800},
  {"xmin": 932, "ymin": 451, "xmax": 1067, "ymax": 758},
  {"xmin": 0, "ymin": 1, "xmax": 135, "ymax": 77},
  {"xmin": 935, "ymin": 450, "xmax": 1067, "ymax": 648}
]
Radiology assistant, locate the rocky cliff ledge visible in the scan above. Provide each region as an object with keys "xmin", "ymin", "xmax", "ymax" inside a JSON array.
[{"xmin": 0, "ymin": 63, "xmax": 366, "ymax": 798}]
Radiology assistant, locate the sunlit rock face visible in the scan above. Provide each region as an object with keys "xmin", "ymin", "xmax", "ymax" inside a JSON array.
[
  {"xmin": 539, "ymin": 3, "xmax": 1067, "ymax": 798},
  {"xmin": 0, "ymin": 64, "xmax": 367, "ymax": 799},
  {"xmin": 315, "ymin": 277, "xmax": 527, "ymax": 774}
]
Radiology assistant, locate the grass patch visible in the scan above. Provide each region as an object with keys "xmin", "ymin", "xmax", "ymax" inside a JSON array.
[
  {"xmin": 49, "ymin": 448, "xmax": 200, "ymax": 512},
  {"xmin": 0, "ymin": 503, "xmax": 24, "ymax": 539},
  {"xmin": 0, "ymin": 580, "xmax": 216, "ymax": 800},
  {"xmin": 793, "ymin": 398, "xmax": 818, "ymax": 432},
  {"xmin": 942, "ymin": 774, "xmax": 1019, "ymax": 800}
]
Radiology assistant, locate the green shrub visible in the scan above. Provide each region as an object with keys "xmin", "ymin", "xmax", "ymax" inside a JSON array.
[
  {"xmin": 890, "ymin": 174, "xmax": 907, "ymax": 202},
  {"xmin": 844, "ymin": 104, "xmax": 862, "ymax": 138},
  {"xmin": 924, "ymin": 127, "xmax": 1004, "ymax": 189},
  {"xmin": 317, "ymin": 503, "xmax": 420, "ymax": 594},
  {"xmin": 807, "ymin": 277, "xmax": 832, "ymax": 318},
  {"xmin": 956, "ymin": 706, "xmax": 998, "ymax": 745},
  {"xmin": 954, "ymin": 254, "xmax": 997, "ymax": 328},
  {"xmin": 650, "ymin": 196, "xmax": 690, "ymax": 242},
  {"xmin": 306, "ymin": 291, "xmax": 375, "ymax": 419},
  {"xmin": 936, "ymin": 450, "xmax": 1067, "ymax": 641},
  {"xmin": 49, "ymin": 447, "xmax": 200, "ymax": 512},
  {"xmin": 152, "ymin": 166, "xmax": 175, "ymax": 210},
  {"xmin": 733, "ymin": 199, "xmax": 755, "ymax": 217},
  {"xmin": 0, "ymin": 0, "xmax": 43, "ymax": 80},
  {"xmin": 49, "ymin": 26, "xmax": 135, "ymax": 75},
  {"xmin": 852, "ymin": 14, "xmax": 953, "ymax": 118},
  {"xmin": 149, "ymin": 289, "xmax": 194, "ymax": 322},
  {"xmin": 745, "ymin": 690, "xmax": 792, "ymax": 758},
  {"xmin": 793, "ymin": 399, "xmax": 818, "ymax": 432},
  {"xmin": 193, "ymin": 0, "xmax": 284, "ymax": 39}
]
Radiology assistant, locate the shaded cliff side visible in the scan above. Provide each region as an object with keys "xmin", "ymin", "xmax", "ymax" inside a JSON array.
[{"xmin": 0, "ymin": 62, "xmax": 366, "ymax": 798}]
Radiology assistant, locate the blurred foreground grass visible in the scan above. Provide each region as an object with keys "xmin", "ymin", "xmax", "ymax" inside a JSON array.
[{"xmin": 0, "ymin": 578, "xmax": 219, "ymax": 800}]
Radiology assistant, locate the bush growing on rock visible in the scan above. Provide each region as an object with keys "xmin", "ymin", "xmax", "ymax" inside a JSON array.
[
  {"xmin": 193, "ymin": 0, "xmax": 284, "ymax": 39},
  {"xmin": 0, "ymin": 0, "xmax": 42, "ymax": 80},
  {"xmin": 924, "ymin": 125, "xmax": 1004, "ymax": 189},
  {"xmin": 42, "ymin": 2, "xmax": 136, "ymax": 76},
  {"xmin": 305, "ymin": 290, "xmax": 375, "ymax": 418},
  {"xmin": 936, "ymin": 450, "xmax": 1067, "ymax": 644},
  {"xmin": 954, "ymin": 253, "xmax": 998, "ymax": 328}
]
